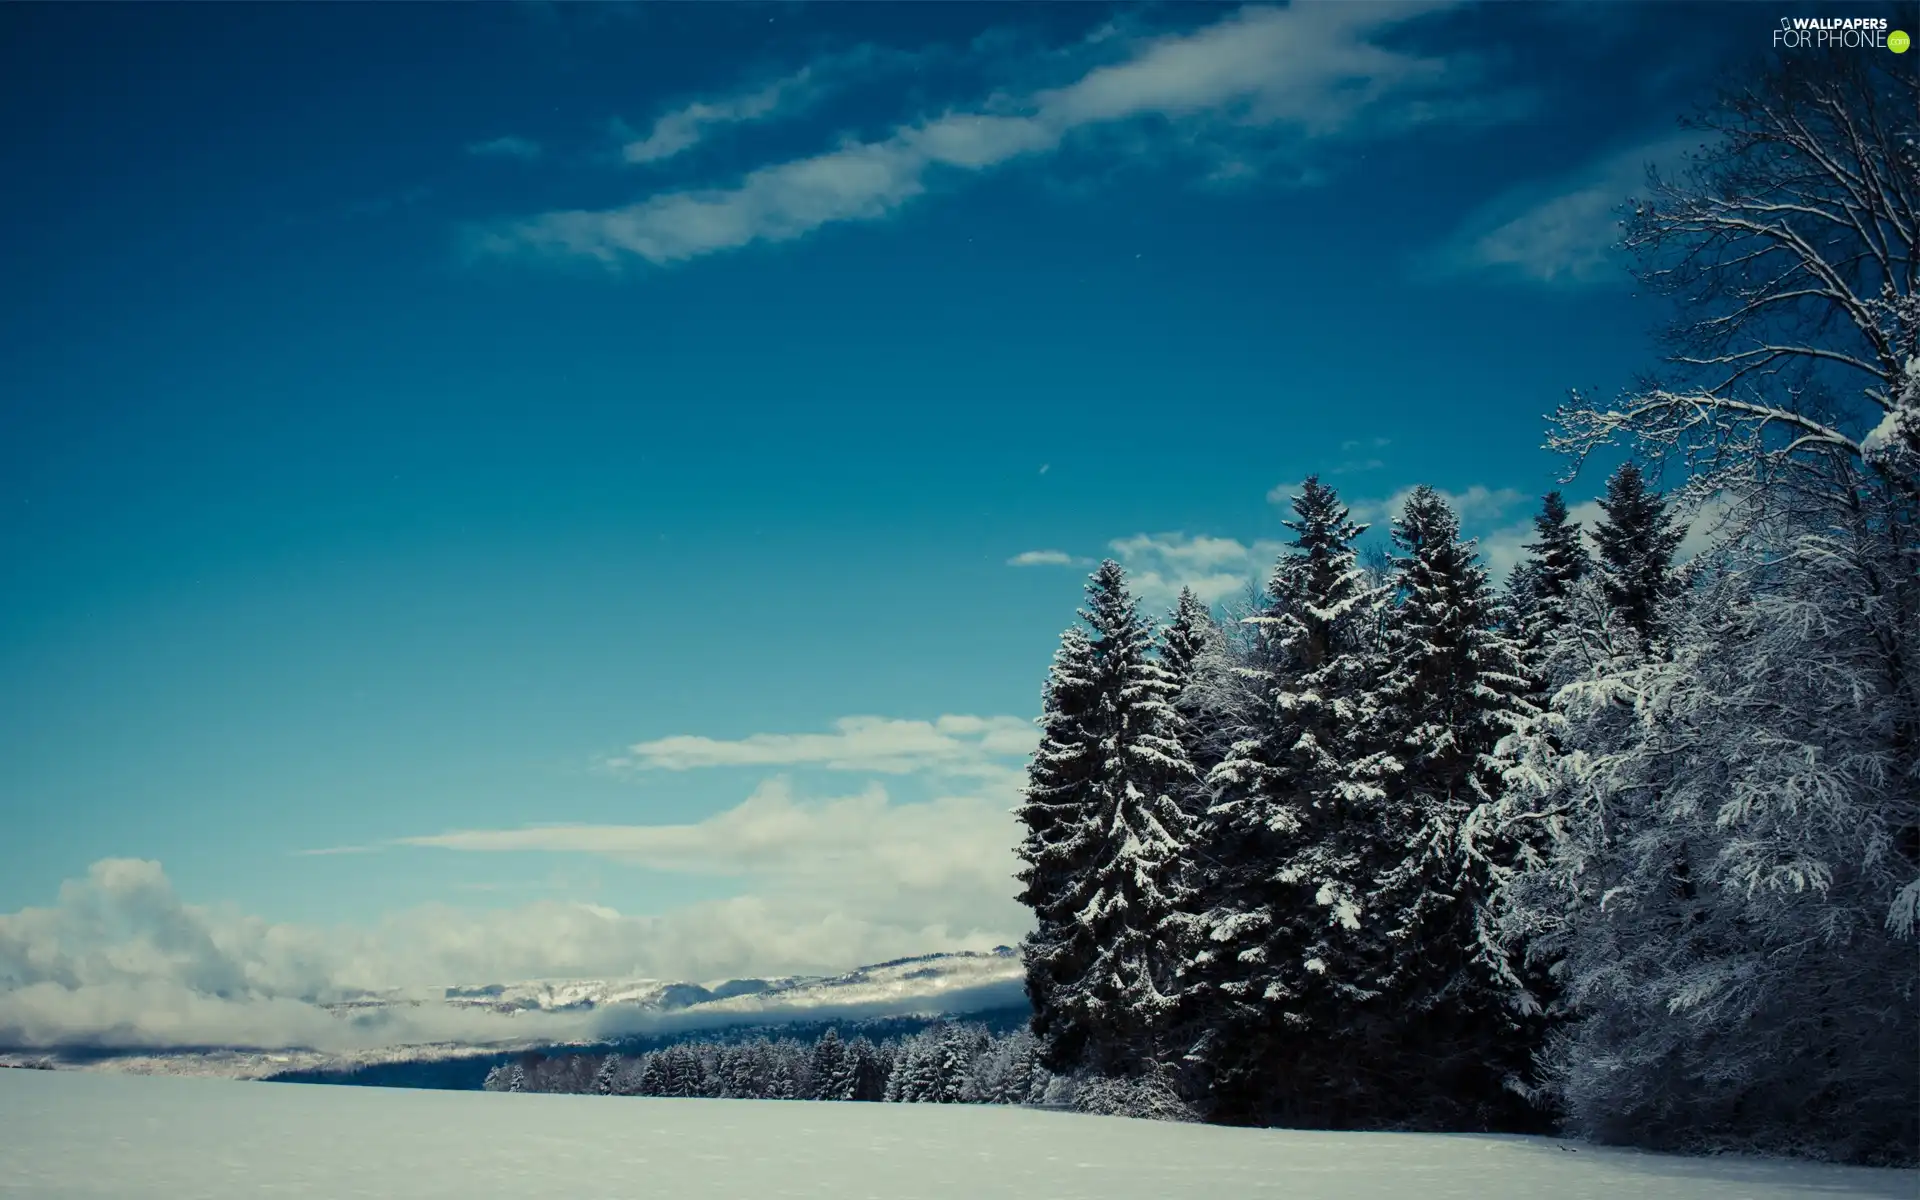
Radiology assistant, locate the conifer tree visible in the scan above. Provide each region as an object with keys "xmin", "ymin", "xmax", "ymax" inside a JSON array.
[
  {"xmin": 591, "ymin": 1054, "xmax": 620, "ymax": 1096},
  {"xmin": 1173, "ymin": 477, "xmax": 1378, "ymax": 1122},
  {"xmin": 1592, "ymin": 463, "xmax": 1685, "ymax": 651},
  {"xmin": 764, "ymin": 1050, "xmax": 798, "ymax": 1101},
  {"xmin": 1160, "ymin": 586, "xmax": 1221, "ymax": 694},
  {"xmin": 1016, "ymin": 561, "xmax": 1197, "ymax": 1077},
  {"xmin": 1161, "ymin": 586, "xmax": 1225, "ymax": 817},
  {"xmin": 1515, "ymin": 491, "xmax": 1589, "ymax": 664},
  {"xmin": 848, "ymin": 1036, "xmax": 889, "ymax": 1102},
  {"xmin": 1006, "ymin": 1030, "xmax": 1042, "ymax": 1104},
  {"xmin": 1334, "ymin": 486, "xmax": 1540, "ymax": 1128},
  {"xmin": 812, "ymin": 1029, "xmax": 858, "ymax": 1100}
]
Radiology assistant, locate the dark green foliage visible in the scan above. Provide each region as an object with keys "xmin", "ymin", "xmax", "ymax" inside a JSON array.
[
  {"xmin": 1017, "ymin": 561, "xmax": 1197, "ymax": 1076},
  {"xmin": 1592, "ymin": 464, "xmax": 1685, "ymax": 650}
]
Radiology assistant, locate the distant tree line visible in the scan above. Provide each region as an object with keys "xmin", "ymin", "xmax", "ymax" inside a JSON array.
[
  {"xmin": 482, "ymin": 1023, "xmax": 1101, "ymax": 1111},
  {"xmin": 1015, "ymin": 50, "xmax": 1918, "ymax": 1165}
]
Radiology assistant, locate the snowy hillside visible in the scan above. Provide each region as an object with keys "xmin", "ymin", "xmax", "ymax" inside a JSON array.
[
  {"xmin": 418, "ymin": 946, "xmax": 1024, "ymax": 1018},
  {"xmin": 1, "ymin": 1068, "xmax": 1912, "ymax": 1200},
  {"xmin": 0, "ymin": 949, "xmax": 1026, "ymax": 1080}
]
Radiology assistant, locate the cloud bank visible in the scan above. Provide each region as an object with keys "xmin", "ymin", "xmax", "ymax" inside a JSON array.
[{"xmin": 2, "ymin": 715, "xmax": 1039, "ymax": 1052}]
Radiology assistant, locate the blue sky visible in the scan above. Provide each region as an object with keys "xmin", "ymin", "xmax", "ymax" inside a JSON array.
[{"xmin": 0, "ymin": 1, "xmax": 1772, "ymax": 1039}]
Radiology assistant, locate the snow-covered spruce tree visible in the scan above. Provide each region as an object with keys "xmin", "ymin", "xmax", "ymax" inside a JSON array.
[
  {"xmin": 1591, "ymin": 463, "xmax": 1686, "ymax": 653},
  {"xmin": 813, "ymin": 1029, "xmax": 860, "ymax": 1101},
  {"xmin": 1323, "ymin": 486, "xmax": 1541, "ymax": 1131},
  {"xmin": 1176, "ymin": 477, "xmax": 1383, "ymax": 1124},
  {"xmin": 1510, "ymin": 491, "xmax": 1590, "ymax": 681},
  {"xmin": 1160, "ymin": 586, "xmax": 1221, "ymax": 696},
  {"xmin": 848, "ymin": 1036, "xmax": 890, "ymax": 1102},
  {"xmin": 1489, "ymin": 543, "xmax": 1919, "ymax": 1162},
  {"xmin": 966, "ymin": 1027, "xmax": 1043, "ymax": 1104},
  {"xmin": 591, "ymin": 1054, "xmax": 620, "ymax": 1096},
  {"xmin": 1016, "ymin": 561, "xmax": 1198, "ymax": 1080},
  {"xmin": 1017, "ymin": 625, "xmax": 1101, "ymax": 1073},
  {"xmin": 1159, "ymin": 586, "xmax": 1227, "ymax": 817},
  {"xmin": 763, "ymin": 1048, "xmax": 799, "ymax": 1101},
  {"xmin": 1491, "ymin": 47, "xmax": 1920, "ymax": 1164},
  {"xmin": 713, "ymin": 1045, "xmax": 748, "ymax": 1099},
  {"xmin": 885, "ymin": 1028, "xmax": 945, "ymax": 1102},
  {"xmin": 931, "ymin": 1023, "xmax": 990, "ymax": 1103}
]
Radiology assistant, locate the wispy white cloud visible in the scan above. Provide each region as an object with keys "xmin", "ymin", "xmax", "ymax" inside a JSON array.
[
  {"xmin": 611, "ymin": 713, "xmax": 1036, "ymax": 776},
  {"xmin": 1434, "ymin": 130, "xmax": 1704, "ymax": 285},
  {"xmin": 621, "ymin": 77, "xmax": 803, "ymax": 165},
  {"xmin": 399, "ymin": 777, "xmax": 1020, "ymax": 918},
  {"xmin": 481, "ymin": 3, "xmax": 1487, "ymax": 266},
  {"xmin": 617, "ymin": 45, "xmax": 922, "ymax": 166},
  {"xmin": 467, "ymin": 135, "xmax": 543, "ymax": 161},
  {"xmin": 1007, "ymin": 548, "xmax": 1088, "ymax": 567}
]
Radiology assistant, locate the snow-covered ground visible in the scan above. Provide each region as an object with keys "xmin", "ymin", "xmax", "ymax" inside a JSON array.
[{"xmin": 1, "ymin": 1069, "xmax": 1912, "ymax": 1199}]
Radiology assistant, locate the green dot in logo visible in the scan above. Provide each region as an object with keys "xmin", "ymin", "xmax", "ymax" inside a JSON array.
[{"xmin": 1892, "ymin": 29, "xmax": 1912, "ymax": 53}]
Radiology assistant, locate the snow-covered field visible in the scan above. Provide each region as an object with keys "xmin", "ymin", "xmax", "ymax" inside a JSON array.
[{"xmin": 1, "ymin": 1069, "xmax": 1912, "ymax": 1199}]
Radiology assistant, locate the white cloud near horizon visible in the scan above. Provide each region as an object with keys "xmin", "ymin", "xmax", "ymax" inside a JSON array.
[
  {"xmin": 481, "ymin": 2, "xmax": 1487, "ymax": 266},
  {"xmin": 1437, "ymin": 129, "xmax": 1704, "ymax": 285},
  {"xmin": 0, "ymin": 703, "xmax": 1054, "ymax": 1051},
  {"xmin": 3, "ymin": 775, "xmax": 1030, "ymax": 1050},
  {"xmin": 1108, "ymin": 532, "xmax": 1287, "ymax": 608}
]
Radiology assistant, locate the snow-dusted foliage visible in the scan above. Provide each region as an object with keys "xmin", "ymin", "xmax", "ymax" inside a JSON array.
[
  {"xmin": 1067, "ymin": 1066, "xmax": 1202, "ymax": 1122},
  {"xmin": 1481, "ymin": 523, "xmax": 1919, "ymax": 1162},
  {"xmin": 1161, "ymin": 586, "xmax": 1228, "ymax": 819},
  {"xmin": 1473, "ymin": 50, "xmax": 1920, "ymax": 1165},
  {"xmin": 477, "ymin": 1022, "xmax": 1068, "ymax": 1112},
  {"xmin": 1172, "ymin": 477, "xmax": 1388, "ymax": 1123},
  {"xmin": 1160, "ymin": 586, "xmax": 1224, "ymax": 698},
  {"xmin": 999, "ymin": 50, "xmax": 1919, "ymax": 1164},
  {"xmin": 1016, "ymin": 561, "xmax": 1198, "ymax": 1077},
  {"xmin": 1508, "ymin": 491, "xmax": 1589, "ymax": 673},
  {"xmin": 1863, "ymin": 357, "xmax": 1920, "ymax": 480},
  {"xmin": 1590, "ymin": 464, "xmax": 1686, "ymax": 652},
  {"xmin": 1331, "ymin": 486, "xmax": 1542, "ymax": 1130}
]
